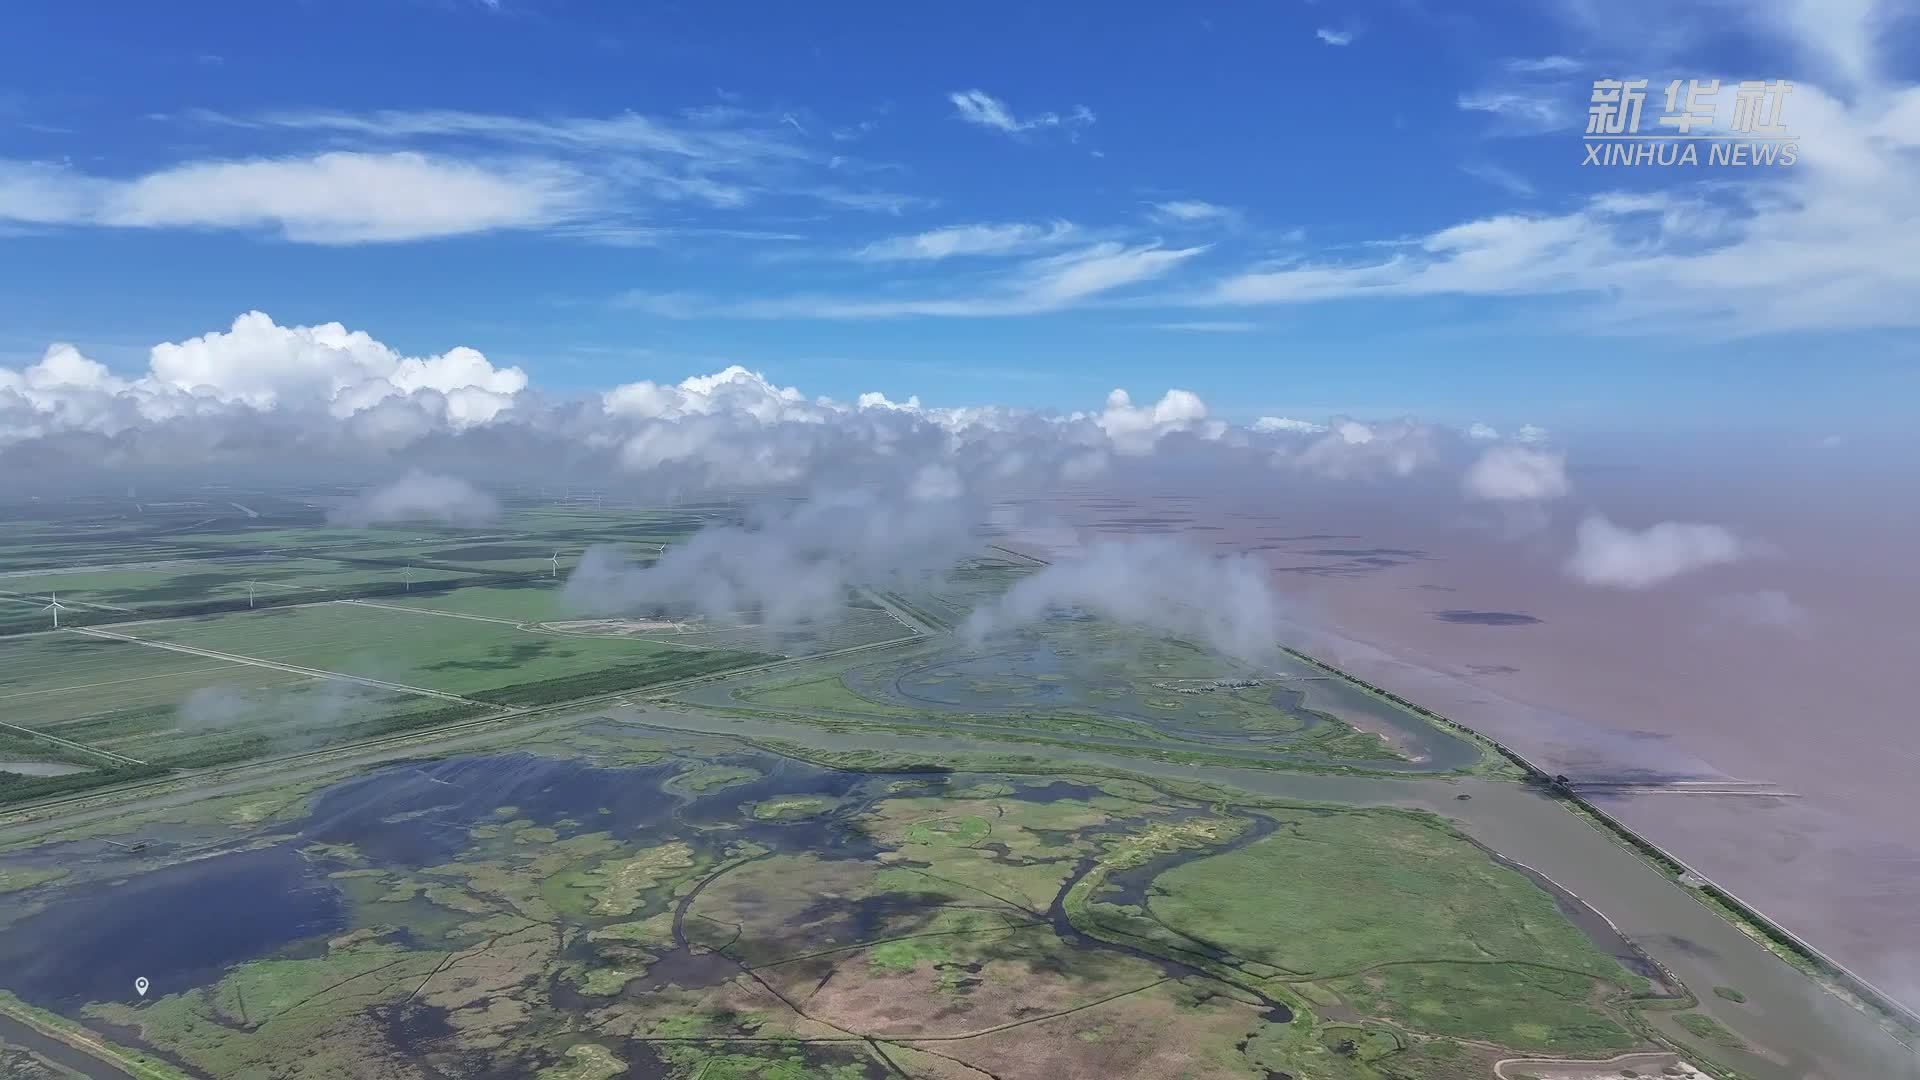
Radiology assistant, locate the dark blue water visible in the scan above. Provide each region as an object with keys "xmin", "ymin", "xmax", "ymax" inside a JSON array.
[
  {"xmin": 1002, "ymin": 779, "xmax": 1108, "ymax": 804},
  {"xmin": 0, "ymin": 845, "xmax": 342, "ymax": 1007},
  {"xmin": 302, "ymin": 753, "xmax": 691, "ymax": 866},
  {"xmin": 0, "ymin": 750, "xmax": 875, "ymax": 1015}
]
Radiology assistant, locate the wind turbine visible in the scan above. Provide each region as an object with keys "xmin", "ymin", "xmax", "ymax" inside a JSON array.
[
  {"xmin": 245, "ymin": 581, "xmax": 256, "ymax": 608},
  {"xmin": 549, "ymin": 550, "xmax": 561, "ymax": 578},
  {"xmin": 403, "ymin": 563, "xmax": 414, "ymax": 592},
  {"xmin": 43, "ymin": 592, "xmax": 68, "ymax": 629}
]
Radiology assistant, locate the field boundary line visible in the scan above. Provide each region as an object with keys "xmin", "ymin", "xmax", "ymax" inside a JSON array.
[
  {"xmin": 65, "ymin": 627, "xmax": 497, "ymax": 708},
  {"xmin": 0, "ymin": 719, "xmax": 146, "ymax": 767},
  {"xmin": 859, "ymin": 587, "xmax": 936, "ymax": 636},
  {"xmin": 333, "ymin": 598, "xmax": 525, "ymax": 625},
  {"xmin": 337, "ymin": 599, "xmax": 723, "ymax": 651},
  {"xmin": 0, "ymin": 664, "xmax": 237, "ymax": 703},
  {"xmin": 0, "ymin": 589, "xmax": 132, "ymax": 613},
  {"xmin": 0, "ymin": 552, "xmax": 291, "ymax": 580}
]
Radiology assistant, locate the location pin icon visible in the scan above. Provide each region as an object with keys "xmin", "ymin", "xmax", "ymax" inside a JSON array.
[{"xmin": 134, "ymin": 977, "xmax": 149, "ymax": 998}]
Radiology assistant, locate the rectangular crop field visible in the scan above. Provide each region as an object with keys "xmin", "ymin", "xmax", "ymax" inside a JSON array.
[
  {"xmin": 116, "ymin": 602, "xmax": 773, "ymax": 705},
  {"xmin": 0, "ymin": 634, "xmax": 312, "ymax": 734},
  {"xmin": 381, "ymin": 582, "xmax": 917, "ymax": 657},
  {"xmin": 0, "ymin": 556, "xmax": 481, "ymax": 620},
  {"xmin": 0, "ymin": 634, "xmax": 493, "ymax": 783},
  {"xmin": 328, "ymin": 540, "xmax": 661, "ymax": 576}
]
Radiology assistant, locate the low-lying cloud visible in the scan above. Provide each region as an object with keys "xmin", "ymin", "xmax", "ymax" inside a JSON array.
[
  {"xmin": 1463, "ymin": 444, "xmax": 1569, "ymax": 501},
  {"xmin": 1272, "ymin": 418, "xmax": 1441, "ymax": 479},
  {"xmin": 177, "ymin": 680, "xmax": 389, "ymax": 753},
  {"xmin": 562, "ymin": 478, "xmax": 980, "ymax": 627},
  {"xmin": 329, "ymin": 469, "xmax": 502, "ymax": 527},
  {"xmin": 1565, "ymin": 515, "xmax": 1751, "ymax": 589},
  {"xmin": 963, "ymin": 538, "xmax": 1280, "ymax": 662},
  {"xmin": 1709, "ymin": 589, "xmax": 1813, "ymax": 634}
]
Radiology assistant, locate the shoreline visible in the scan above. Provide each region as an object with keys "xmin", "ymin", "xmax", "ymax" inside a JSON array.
[{"xmin": 1279, "ymin": 644, "xmax": 1920, "ymax": 1049}]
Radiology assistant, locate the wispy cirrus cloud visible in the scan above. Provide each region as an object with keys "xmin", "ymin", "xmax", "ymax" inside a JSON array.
[
  {"xmin": 1195, "ymin": 78, "xmax": 1920, "ymax": 336},
  {"xmin": 185, "ymin": 106, "xmax": 815, "ymax": 166},
  {"xmin": 1456, "ymin": 88, "xmax": 1571, "ymax": 134},
  {"xmin": 1459, "ymin": 160, "xmax": 1536, "ymax": 197},
  {"xmin": 0, "ymin": 104, "xmax": 926, "ymax": 244},
  {"xmin": 948, "ymin": 89, "xmax": 1096, "ymax": 137},
  {"xmin": 1151, "ymin": 320, "xmax": 1257, "ymax": 333},
  {"xmin": 853, "ymin": 221, "xmax": 1078, "ymax": 261},
  {"xmin": 619, "ymin": 241, "xmax": 1208, "ymax": 319},
  {"xmin": 1456, "ymin": 52, "xmax": 1589, "ymax": 138},
  {"xmin": 1503, "ymin": 55, "xmax": 1582, "ymax": 74},
  {"xmin": 1149, "ymin": 199, "xmax": 1242, "ymax": 226}
]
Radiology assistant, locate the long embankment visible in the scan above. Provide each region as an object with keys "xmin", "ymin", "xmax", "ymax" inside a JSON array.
[{"xmin": 1279, "ymin": 644, "xmax": 1920, "ymax": 1046}]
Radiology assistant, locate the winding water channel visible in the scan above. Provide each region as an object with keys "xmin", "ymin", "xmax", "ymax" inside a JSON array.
[{"xmin": 605, "ymin": 701, "xmax": 1920, "ymax": 1080}]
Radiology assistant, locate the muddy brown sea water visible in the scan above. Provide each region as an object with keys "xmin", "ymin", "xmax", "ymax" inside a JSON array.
[{"xmin": 1008, "ymin": 462, "xmax": 1920, "ymax": 1028}]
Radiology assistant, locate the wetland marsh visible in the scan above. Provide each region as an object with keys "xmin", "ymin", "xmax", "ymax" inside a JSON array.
[{"xmin": 0, "ymin": 726, "xmax": 1673, "ymax": 1080}]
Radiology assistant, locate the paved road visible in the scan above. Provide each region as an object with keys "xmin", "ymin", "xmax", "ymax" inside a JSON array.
[{"xmin": 857, "ymin": 586, "xmax": 940, "ymax": 635}]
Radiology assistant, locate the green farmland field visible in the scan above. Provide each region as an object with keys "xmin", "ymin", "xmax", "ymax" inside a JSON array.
[
  {"xmin": 376, "ymin": 580, "xmax": 576, "ymax": 622},
  {"xmin": 0, "ymin": 555, "xmax": 483, "ymax": 632},
  {"xmin": 380, "ymin": 581, "xmax": 916, "ymax": 656},
  {"xmin": 0, "ymin": 555, "xmax": 481, "ymax": 602},
  {"xmin": 0, "ymin": 633, "xmax": 493, "ymax": 796},
  {"xmin": 0, "ymin": 634, "xmax": 317, "ymax": 735},
  {"xmin": 1121, "ymin": 810, "xmax": 1645, "ymax": 1056},
  {"xmin": 116, "ymin": 602, "xmax": 773, "ymax": 705}
]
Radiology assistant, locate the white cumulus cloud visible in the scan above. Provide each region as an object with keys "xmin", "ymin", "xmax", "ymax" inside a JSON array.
[
  {"xmin": 0, "ymin": 311, "xmax": 528, "ymax": 463},
  {"xmin": 1093, "ymin": 388, "xmax": 1218, "ymax": 455},
  {"xmin": 151, "ymin": 311, "xmax": 527, "ymax": 424},
  {"xmin": 1, "ymin": 153, "xmax": 592, "ymax": 243}
]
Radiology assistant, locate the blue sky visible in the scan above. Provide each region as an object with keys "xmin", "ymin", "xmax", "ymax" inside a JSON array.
[{"xmin": 3, "ymin": 0, "xmax": 1917, "ymax": 433}]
